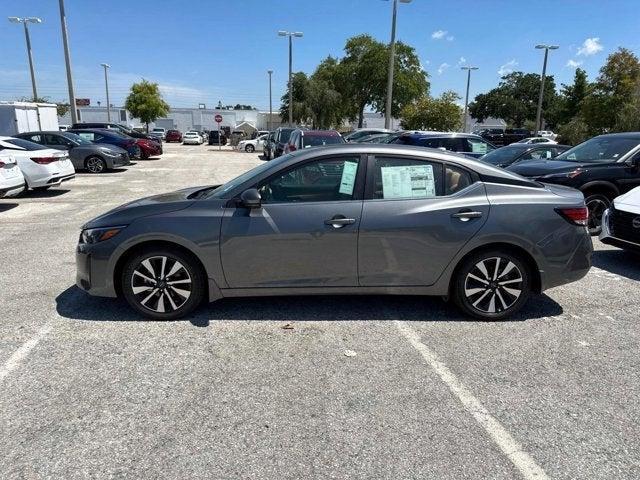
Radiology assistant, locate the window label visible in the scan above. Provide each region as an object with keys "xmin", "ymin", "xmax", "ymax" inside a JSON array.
[
  {"xmin": 338, "ymin": 161, "xmax": 358, "ymax": 195},
  {"xmin": 381, "ymin": 165, "xmax": 435, "ymax": 199}
]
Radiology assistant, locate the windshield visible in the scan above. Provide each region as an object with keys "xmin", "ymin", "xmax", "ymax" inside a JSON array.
[
  {"xmin": 556, "ymin": 136, "xmax": 640, "ymax": 163},
  {"xmin": 2, "ymin": 138, "xmax": 46, "ymax": 151},
  {"xmin": 279, "ymin": 129, "xmax": 294, "ymax": 143},
  {"xmin": 480, "ymin": 146, "xmax": 521, "ymax": 165},
  {"xmin": 206, "ymin": 156, "xmax": 290, "ymax": 199},
  {"xmin": 303, "ymin": 135, "xmax": 344, "ymax": 147},
  {"xmin": 62, "ymin": 132, "xmax": 92, "ymax": 145}
]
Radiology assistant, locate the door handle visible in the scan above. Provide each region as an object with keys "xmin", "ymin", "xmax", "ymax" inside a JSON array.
[
  {"xmin": 324, "ymin": 216, "xmax": 356, "ymax": 228},
  {"xmin": 451, "ymin": 210, "xmax": 483, "ymax": 222}
]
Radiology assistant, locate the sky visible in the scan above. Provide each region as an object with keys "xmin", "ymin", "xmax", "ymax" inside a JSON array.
[{"xmin": 2, "ymin": 0, "xmax": 639, "ymax": 111}]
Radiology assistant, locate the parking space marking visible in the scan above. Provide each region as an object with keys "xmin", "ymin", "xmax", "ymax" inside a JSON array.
[
  {"xmin": 0, "ymin": 323, "xmax": 52, "ymax": 384},
  {"xmin": 394, "ymin": 320, "xmax": 549, "ymax": 480}
]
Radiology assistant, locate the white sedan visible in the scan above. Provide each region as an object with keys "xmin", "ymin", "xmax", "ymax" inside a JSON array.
[
  {"xmin": 0, "ymin": 136, "xmax": 75, "ymax": 191},
  {"xmin": 237, "ymin": 134, "xmax": 268, "ymax": 153},
  {"xmin": 516, "ymin": 137, "xmax": 558, "ymax": 145},
  {"xmin": 0, "ymin": 153, "xmax": 26, "ymax": 198},
  {"xmin": 182, "ymin": 131, "xmax": 203, "ymax": 145}
]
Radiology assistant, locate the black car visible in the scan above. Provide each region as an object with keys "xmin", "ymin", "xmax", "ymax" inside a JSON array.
[
  {"xmin": 508, "ymin": 133, "xmax": 640, "ymax": 234},
  {"xmin": 478, "ymin": 128, "xmax": 531, "ymax": 146},
  {"xmin": 263, "ymin": 131, "xmax": 275, "ymax": 160},
  {"xmin": 207, "ymin": 130, "xmax": 227, "ymax": 146},
  {"xmin": 71, "ymin": 122, "xmax": 160, "ymax": 145},
  {"xmin": 273, "ymin": 127, "xmax": 295, "ymax": 158},
  {"xmin": 480, "ymin": 143, "xmax": 571, "ymax": 168},
  {"xmin": 15, "ymin": 131, "xmax": 130, "ymax": 173},
  {"xmin": 389, "ymin": 132, "xmax": 497, "ymax": 159}
]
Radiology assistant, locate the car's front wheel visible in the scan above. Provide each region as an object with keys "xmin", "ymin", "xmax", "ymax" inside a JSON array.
[
  {"xmin": 85, "ymin": 156, "xmax": 107, "ymax": 173},
  {"xmin": 245, "ymin": 144, "xmax": 255, "ymax": 153},
  {"xmin": 584, "ymin": 193, "xmax": 611, "ymax": 235},
  {"xmin": 452, "ymin": 250, "xmax": 531, "ymax": 320},
  {"xmin": 121, "ymin": 248, "xmax": 206, "ymax": 320}
]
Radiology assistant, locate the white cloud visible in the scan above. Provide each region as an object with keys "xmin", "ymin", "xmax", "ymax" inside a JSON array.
[
  {"xmin": 446, "ymin": 35, "xmax": 455, "ymax": 42},
  {"xmin": 566, "ymin": 59, "xmax": 583, "ymax": 68},
  {"xmin": 497, "ymin": 59, "xmax": 518, "ymax": 76},
  {"xmin": 577, "ymin": 37, "xmax": 603, "ymax": 56},
  {"xmin": 431, "ymin": 30, "xmax": 447, "ymax": 40},
  {"xmin": 437, "ymin": 63, "xmax": 450, "ymax": 75},
  {"xmin": 457, "ymin": 57, "xmax": 466, "ymax": 66}
]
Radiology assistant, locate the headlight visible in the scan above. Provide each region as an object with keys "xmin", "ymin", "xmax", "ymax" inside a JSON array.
[{"xmin": 80, "ymin": 226, "xmax": 126, "ymax": 244}]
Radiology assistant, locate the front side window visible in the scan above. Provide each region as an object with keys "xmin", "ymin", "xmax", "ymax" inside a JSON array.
[
  {"xmin": 258, "ymin": 157, "xmax": 360, "ymax": 203},
  {"xmin": 372, "ymin": 157, "xmax": 443, "ymax": 199}
]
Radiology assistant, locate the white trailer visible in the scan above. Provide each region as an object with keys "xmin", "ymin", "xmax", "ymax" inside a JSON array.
[{"xmin": 0, "ymin": 102, "xmax": 59, "ymax": 136}]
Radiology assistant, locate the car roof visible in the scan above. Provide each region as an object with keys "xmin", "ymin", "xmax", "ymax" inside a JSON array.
[
  {"xmin": 301, "ymin": 130, "xmax": 341, "ymax": 136},
  {"xmin": 16, "ymin": 131, "xmax": 66, "ymax": 135},
  {"xmin": 403, "ymin": 132, "xmax": 484, "ymax": 140}
]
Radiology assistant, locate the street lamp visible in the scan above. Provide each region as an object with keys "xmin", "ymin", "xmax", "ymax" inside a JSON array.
[
  {"xmin": 534, "ymin": 44, "xmax": 559, "ymax": 134},
  {"xmin": 100, "ymin": 63, "xmax": 111, "ymax": 122},
  {"xmin": 383, "ymin": 0, "xmax": 412, "ymax": 129},
  {"xmin": 8, "ymin": 16, "xmax": 42, "ymax": 102},
  {"xmin": 461, "ymin": 66, "xmax": 479, "ymax": 133},
  {"xmin": 278, "ymin": 30, "xmax": 303, "ymax": 127},
  {"xmin": 267, "ymin": 70, "xmax": 273, "ymax": 132},
  {"xmin": 58, "ymin": 0, "xmax": 78, "ymax": 125}
]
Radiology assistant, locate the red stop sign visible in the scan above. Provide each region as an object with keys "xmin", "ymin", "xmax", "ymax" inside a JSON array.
[{"xmin": 214, "ymin": 114, "xmax": 223, "ymax": 123}]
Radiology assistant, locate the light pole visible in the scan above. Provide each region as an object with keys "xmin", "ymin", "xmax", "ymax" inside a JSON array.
[
  {"xmin": 461, "ymin": 66, "xmax": 478, "ymax": 133},
  {"xmin": 383, "ymin": 0, "xmax": 412, "ymax": 129},
  {"xmin": 278, "ymin": 30, "xmax": 303, "ymax": 127},
  {"xmin": 58, "ymin": 0, "xmax": 78, "ymax": 125},
  {"xmin": 8, "ymin": 16, "xmax": 42, "ymax": 102},
  {"xmin": 267, "ymin": 70, "xmax": 273, "ymax": 132},
  {"xmin": 100, "ymin": 63, "xmax": 111, "ymax": 122},
  {"xmin": 534, "ymin": 44, "xmax": 559, "ymax": 134}
]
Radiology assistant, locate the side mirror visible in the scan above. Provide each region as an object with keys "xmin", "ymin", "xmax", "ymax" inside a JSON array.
[{"xmin": 240, "ymin": 188, "xmax": 261, "ymax": 208}]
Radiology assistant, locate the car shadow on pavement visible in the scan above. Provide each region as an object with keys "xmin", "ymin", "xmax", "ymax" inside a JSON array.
[
  {"xmin": 134, "ymin": 157, "xmax": 162, "ymax": 161},
  {"xmin": 21, "ymin": 189, "xmax": 70, "ymax": 198},
  {"xmin": 56, "ymin": 285, "xmax": 562, "ymax": 328},
  {"xmin": 592, "ymin": 249, "xmax": 640, "ymax": 281},
  {"xmin": 0, "ymin": 202, "xmax": 19, "ymax": 213},
  {"xmin": 77, "ymin": 168, "xmax": 128, "ymax": 176}
]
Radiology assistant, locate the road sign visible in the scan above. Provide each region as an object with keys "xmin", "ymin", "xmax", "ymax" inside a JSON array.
[{"xmin": 214, "ymin": 114, "xmax": 223, "ymax": 123}]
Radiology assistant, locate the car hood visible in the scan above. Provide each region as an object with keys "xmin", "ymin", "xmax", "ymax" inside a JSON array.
[
  {"xmin": 82, "ymin": 186, "xmax": 207, "ymax": 229},
  {"xmin": 614, "ymin": 186, "xmax": 640, "ymax": 214},
  {"xmin": 507, "ymin": 159, "xmax": 608, "ymax": 176}
]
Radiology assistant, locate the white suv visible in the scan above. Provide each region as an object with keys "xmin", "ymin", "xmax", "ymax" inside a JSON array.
[
  {"xmin": 0, "ymin": 153, "xmax": 26, "ymax": 198},
  {"xmin": 600, "ymin": 186, "xmax": 640, "ymax": 252}
]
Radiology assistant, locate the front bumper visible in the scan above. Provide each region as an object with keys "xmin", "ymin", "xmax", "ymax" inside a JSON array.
[
  {"xmin": 76, "ymin": 241, "xmax": 118, "ymax": 298},
  {"xmin": 599, "ymin": 208, "xmax": 640, "ymax": 252}
]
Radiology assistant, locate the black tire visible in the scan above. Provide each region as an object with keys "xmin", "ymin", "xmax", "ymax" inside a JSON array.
[
  {"xmin": 140, "ymin": 150, "xmax": 150, "ymax": 160},
  {"xmin": 584, "ymin": 193, "xmax": 611, "ymax": 236},
  {"xmin": 452, "ymin": 249, "xmax": 531, "ymax": 320},
  {"xmin": 121, "ymin": 248, "xmax": 207, "ymax": 320},
  {"xmin": 32, "ymin": 186, "xmax": 51, "ymax": 191},
  {"xmin": 85, "ymin": 155, "xmax": 107, "ymax": 174},
  {"xmin": 245, "ymin": 144, "xmax": 255, "ymax": 153}
]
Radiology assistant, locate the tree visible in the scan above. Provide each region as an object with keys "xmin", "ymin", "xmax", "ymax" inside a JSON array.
[
  {"xmin": 469, "ymin": 72, "xmax": 556, "ymax": 127},
  {"xmin": 124, "ymin": 80, "xmax": 169, "ymax": 132},
  {"xmin": 400, "ymin": 91, "xmax": 462, "ymax": 131},
  {"xmin": 280, "ymin": 72, "xmax": 311, "ymax": 125}
]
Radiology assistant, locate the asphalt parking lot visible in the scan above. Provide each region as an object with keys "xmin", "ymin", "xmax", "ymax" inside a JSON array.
[{"xmin": 1, "ymin": 142, "xmax": 639, "ymax": 479}]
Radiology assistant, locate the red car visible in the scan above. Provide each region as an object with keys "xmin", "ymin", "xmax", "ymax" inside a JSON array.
[
  {"xmin": 135, "ymin": 138, "xmax": 163, "ymax": 159},
  {"xmin": 165, "ymin": 129, "xmax": 182, "ymax": 143},
  {"xmin": 284, "ymin": 129, "xmax": 345, "ymax": 154}
]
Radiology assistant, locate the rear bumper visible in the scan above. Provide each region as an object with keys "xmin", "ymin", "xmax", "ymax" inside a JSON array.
[
  {"xmin": 539, "ymin": 229, "xmax": 593, "ymax": 291},
  {"xmin": 0, "ymin": 182, "xmax": 25, "ymax": 198}
]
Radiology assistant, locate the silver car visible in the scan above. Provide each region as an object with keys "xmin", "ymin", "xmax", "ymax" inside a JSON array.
[{"xmin": 76, "ymin": 144, "xmax": 592, "ymax": 321}]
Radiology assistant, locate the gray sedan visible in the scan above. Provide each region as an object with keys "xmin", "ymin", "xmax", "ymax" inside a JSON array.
[
  {"xmin": 76, "ymin": 144, "xmax": 593, "ymax": 320},
  {"xmin": 16, "ymin": 131, "xmax": 130, "ymax": 173}
]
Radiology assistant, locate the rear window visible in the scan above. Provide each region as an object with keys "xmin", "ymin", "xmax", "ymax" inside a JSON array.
[
  {"xmin": 303, "ymin": 135, "xmax": 344, "ymax": 148},
  {"xmin": 279, "ymin": 129, "xmax": 294, "ymax": 143},
  {"xmin": 1, "ymin": 138, "xmax": 47, "ymax": 151}
]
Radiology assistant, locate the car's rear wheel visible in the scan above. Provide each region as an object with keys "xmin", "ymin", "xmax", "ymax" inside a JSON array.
[
  {"xmin": 121, "ymin": 248, "xmax": 206, "ymax": 320},
  {"xmin": 584, "ymin": 193, "xmax": 610, "ymax": 235},
  {"xmin": 245, "ymin": 144, "xmax": 255, "ymax": 153},
  {"xmin": 85, "ymin": 155, "xmax": 107, "ymax": 174},
  {"xmin": 452, "ymin": 250, "xmax": 531, "ymax": 320}
]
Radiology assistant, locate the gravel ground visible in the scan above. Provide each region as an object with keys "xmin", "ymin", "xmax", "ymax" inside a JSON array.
[{"xmin": 0, "ymin": 142, "xmax": 639, "ymax": 479}]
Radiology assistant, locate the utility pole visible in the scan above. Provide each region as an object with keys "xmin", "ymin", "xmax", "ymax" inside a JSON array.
[
  {"xmin": 267, "ymin": 70, "xmax": 273, "ymax": 132},
  {"xmin": 461, "ymin": 66, "xmax": 478, "ymax": 133},
  {"xmin": 8, "ymin": 17, "xmax": 42, "ymax": 101},
  {"xmin": 535, "ymin": 44, "xmax": 559, "ymax": 134},
  {"xmin": 384, "ymin": 0, "xmax": 412, "ymax": 129},
  {"xmin": 58, "ymin": 0, "xmax": 78, "ymax": 125},
  {"xmin": 101, "ymin": 63, "xmax": 111, "ymax": 122},
  {"xmin": 278, "ymin": 31, "xmax": 303, "ymax": 127}
]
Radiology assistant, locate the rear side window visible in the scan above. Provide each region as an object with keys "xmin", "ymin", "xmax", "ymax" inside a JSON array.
[
  {"xmin": 303, "ymin": 135, "xmax": 344, "ymax": 148},
  {"xmin": 445, "ymin": 165, "xmax": 473, "ymax": 195},
  {"xmin": 372, "ymin": 157, "xmax": 443, "ymax": 199}
]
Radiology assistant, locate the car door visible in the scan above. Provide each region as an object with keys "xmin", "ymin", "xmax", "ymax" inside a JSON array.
[
  {"xmin": 220, "ymin": 155, "xmax": 365, "ymax": 288},
  {"xmin": 358, "ymin": 155, "xmax": 490, "ymax": 286}
]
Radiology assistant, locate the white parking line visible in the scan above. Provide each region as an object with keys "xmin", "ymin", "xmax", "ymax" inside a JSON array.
[
  {"xmin": 394, "ymin": 320, "xmax": 549, "ymax": 480},
  {"xmin": 0, "ymin": 323, "xmax": 52, "ymax": 383}
]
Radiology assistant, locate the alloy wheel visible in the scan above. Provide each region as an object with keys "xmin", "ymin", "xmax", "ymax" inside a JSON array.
[
  {"xmin": 464, "ymin": 257, "xmax": 523, "ymax": 314},
  {"xmin": 86, "ymin": 156, "xmax": 105, "ymax": 173},
  {"xmin": 130, "ymin": 255, "xmax": 192, "ymax": 313},
  {"xmin": 585, "ymin": 196, "xmax": 609, "ymax": 234}
]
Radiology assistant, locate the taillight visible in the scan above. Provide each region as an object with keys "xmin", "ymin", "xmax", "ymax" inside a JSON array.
[
  {"xmin": 30, "ymin": 157, "xmax": 59, "ymax": 165},
  {"xmin": 555, "ymin": 207, "xmax": 589, "ymax": 226},
  {"xmin": 0, "ymin": 161, "xmax": 5, "ymax": 168},
  {"xmin": 289, "ymin": 144, "xmax": 296, "ymax": 151}
]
